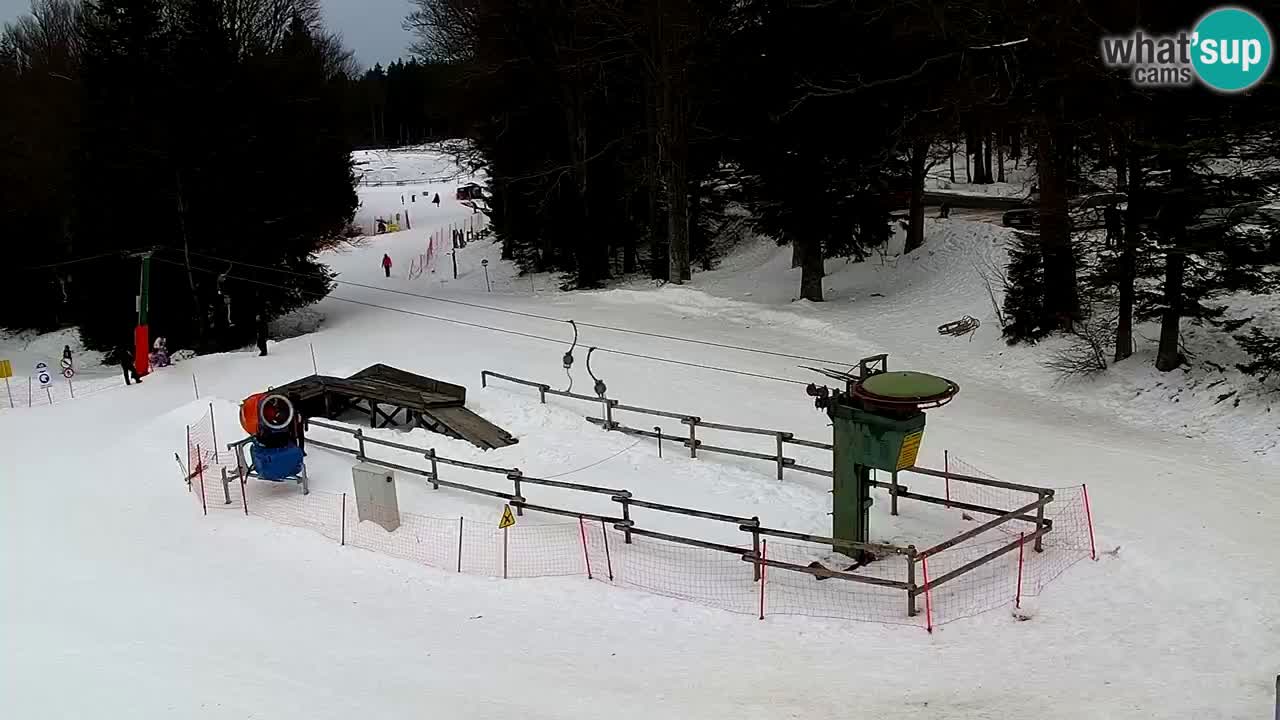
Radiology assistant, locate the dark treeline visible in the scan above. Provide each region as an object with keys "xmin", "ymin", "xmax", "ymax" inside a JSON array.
[
  {"xmin": 346, "ymin": 58, "xmax": 466, "ymax": 148},
  {"xmin": 3, "ymin": 0, "xmax": 1279, "ymax": 380},
  {"xmin": 0, "ymin": 0, "xmax": 357, "ymax": 354},
  {"xmin": 404, "ymin": 0, "xmax": 1280, "ymax": 378}
]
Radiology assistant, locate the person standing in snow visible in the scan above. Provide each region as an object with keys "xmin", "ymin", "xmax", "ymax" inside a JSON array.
[
  {"xmin": 432, "ymin": 193, "xmax": 440, "ymax": 207},
  {"xmin": 117, "ymin": 342, "xmax": 141, "ymax": 385},
  {"xmin": 382, "ymin": 253, "xmax": 393, "ymax": 278},
  {"xmin": 1104, "ymin": 204, "xmax": 1123, "ymax": 249},
  {"xmin": 255, "ymin": 312, "xmax": 268, "ymax": 357}
]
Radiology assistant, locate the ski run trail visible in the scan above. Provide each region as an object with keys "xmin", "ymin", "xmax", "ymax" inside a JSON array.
[{"xmin": 3, "ymin": 146, "xmax": 1277, "ymax": 719}]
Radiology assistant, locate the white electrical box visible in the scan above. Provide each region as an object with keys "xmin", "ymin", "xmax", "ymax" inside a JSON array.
[{"xmin": 352, "ymin": 463, "xmax": 400, "ymax": 532}]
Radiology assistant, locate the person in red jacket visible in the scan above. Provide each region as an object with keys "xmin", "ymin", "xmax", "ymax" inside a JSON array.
[{"xmin": 382, "ymin": 253, "xmax": 393, "ymax": 278}]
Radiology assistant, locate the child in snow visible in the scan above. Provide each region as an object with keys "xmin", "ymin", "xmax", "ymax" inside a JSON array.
[
  {"xmin": 432, "ymin": 193, "xmax": 441, "ymax": 207},
  {"xmin": 150, "ymin": 336, "xmax": 171, "ymax": 368},
  {"xmin": 382, "ymin": 253, "xmax": 393, "ymax": 278}
]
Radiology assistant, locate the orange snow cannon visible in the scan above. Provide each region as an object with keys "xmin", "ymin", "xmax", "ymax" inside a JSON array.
[{"xmin": 239, "ymin": 392, "xmax": 295, "ymax": 437}]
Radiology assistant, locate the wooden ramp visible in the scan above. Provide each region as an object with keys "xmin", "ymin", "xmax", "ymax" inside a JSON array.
[{"xmin": 273, "ymin": 364, "xmax": 516, "ymax": 450}]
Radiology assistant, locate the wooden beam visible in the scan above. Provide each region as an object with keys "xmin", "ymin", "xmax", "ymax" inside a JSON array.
[{"xmin": 918, "ymin": 497, "xmax": 1052, "ymax": 559}]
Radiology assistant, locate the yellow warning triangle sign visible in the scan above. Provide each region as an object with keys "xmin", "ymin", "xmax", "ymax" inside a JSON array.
[{"xmin": 498, "ymin": 505, "xmax": 517, "ymax": 529}]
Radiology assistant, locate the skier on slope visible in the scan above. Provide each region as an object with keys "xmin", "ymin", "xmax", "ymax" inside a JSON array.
[
  {"xmin": 432, "ymin": 193, "xmax": 440, "ymax": 207},
  {"xmin": 382, "ymin": 253, "xmax": 393, "ymax": 278},
  {"xmin": 255, "ymin": 311, "xmax": 269, "ymax": 357},
  {"xmin": 117, "ymin": 342, "xmax": 142, "ymax": 385}
]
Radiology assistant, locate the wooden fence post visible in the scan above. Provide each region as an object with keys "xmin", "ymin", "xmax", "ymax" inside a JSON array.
[
  {"xmin": 619, "ymin": 495, "xmax": 633, "ymax": 544},
  {"xmin": 1034, "ymin": 490, "xmax": 1048, "ymax": 552},
  {"xmin": 687, "ymin": 417, "xmax": 698, "ymax": 458},
  {"xmin": 509, "ymin": 471, "xmax": 523, "ymax": 516},
  {"xmin": 427, "ymin": 449, "xmax": 439, "ymax": 490},
  {"xmin": 906, "ymin": 549, "xmax": 917, "ymax": 617},
  {"xmin": 750, "ymin": 516, "xmax": 761, "ymax": 582},
  {"xmin": 775, "ymin": 433, "xmax": 786, "ymax": 480}
]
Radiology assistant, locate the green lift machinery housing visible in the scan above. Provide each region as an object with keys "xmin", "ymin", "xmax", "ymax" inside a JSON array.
[{"xmin": 807, "ymin": 355, "xmax": 959, "ymax": 553}]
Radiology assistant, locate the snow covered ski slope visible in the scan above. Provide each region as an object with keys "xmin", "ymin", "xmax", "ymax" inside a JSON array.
[{"xmin": 2, "ymin": 146, "xmax": 1277, "ymax": 719}]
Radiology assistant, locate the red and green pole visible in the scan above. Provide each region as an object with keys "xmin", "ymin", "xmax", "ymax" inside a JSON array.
[{"xmin": 135, "ymin": 251, "xmax": 152, "ymax": 377}]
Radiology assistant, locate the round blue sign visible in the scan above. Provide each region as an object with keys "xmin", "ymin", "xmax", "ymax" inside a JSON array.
[{"xmin": 1192, "ymin": 7, "xmax": 1273, "ymax": 92}]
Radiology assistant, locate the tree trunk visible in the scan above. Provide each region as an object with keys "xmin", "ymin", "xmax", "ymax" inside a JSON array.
[
  {"xmin": 971, "ymin": 132, "xmax": 984, "ymax": 184},
  {"xmin": 645, "ymin": 84, "xmax": 664, "ymax": 280},
  {"xmin": 949, "ymin": 139, "xmax": 956, "ymax": 183},
  {"xmin": 662, "ymin": 51, "xmax": 691, "ymax": 283},
  {"xmin": 1036, "ymin": 119, "xmax": 1079, "ymax": 331},
  {"xmin": 791, "ymin": 236, "xmax": 801, "ymax": 268},
  {"xmin": 905, "ymin": 137, "xmax": 927, "ymax": 254},
  {"xmin": 1155, "ymin": 249, "xmax": 1185, "ymax": 371},
  {"xmin": 983, "ymin": 130, "xmax": 994, "ymax": 185},
  {"xmin": 798, "ymin": 233, "xmax": 824, "ymax": 302},
  {"xmin": 1155, "ymin": 151, "xmax": 1191, "ymax": 372},
  {"xmin": 175, "ymin": 171, "xmax": 204, "ymax": 351},
  {"xmin": 1114, "ymin": 142, "xmax": 1140, "ymax": 362},
  {"xmin": 996, "ymin": 131, "xmax": 1006, "ymax": 183}
]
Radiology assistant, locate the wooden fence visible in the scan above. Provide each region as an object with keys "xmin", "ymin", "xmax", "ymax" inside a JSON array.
[{"xmin": 477, "ymin": 369, "xmax": 1065, "ymax": 622}]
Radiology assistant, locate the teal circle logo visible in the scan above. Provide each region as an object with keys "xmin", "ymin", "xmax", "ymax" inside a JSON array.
[{"xmin": 1192, "ymin": 7, "xmax": 1273, "ymax": 92}]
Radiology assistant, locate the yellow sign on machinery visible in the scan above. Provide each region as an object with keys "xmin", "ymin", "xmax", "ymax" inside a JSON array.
[
  {"xmin": 0, "ymin": 359, "xmax": 11, "ymax": 379},
  {"xmin": 896, "ymin": 431, "xmax": 924, "ymax": 471},
  {"xmin": 498, "ymin": 504, "xmax": 517, "ymax": 530}
]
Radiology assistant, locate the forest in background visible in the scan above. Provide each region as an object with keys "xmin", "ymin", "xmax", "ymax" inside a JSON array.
[{"xmin": 3, "ymin": 0, "xmax": 1280, "ymax": 383}]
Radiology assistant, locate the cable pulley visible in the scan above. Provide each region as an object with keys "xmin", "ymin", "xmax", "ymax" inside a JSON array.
[{"xmin": 586, "ymin": 347, "xmax": 607, "ymax": 397}]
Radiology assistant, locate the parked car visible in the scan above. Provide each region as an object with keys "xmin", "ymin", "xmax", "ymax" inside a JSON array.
[{"xmin": 1001, "ymin": 192, "xmax": 1126, "ymax": 231}]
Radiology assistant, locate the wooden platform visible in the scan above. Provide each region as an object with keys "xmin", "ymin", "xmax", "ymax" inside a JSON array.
[{"xmin": 273, "ymin": 364, "xmax": 516, "ymax": 450}]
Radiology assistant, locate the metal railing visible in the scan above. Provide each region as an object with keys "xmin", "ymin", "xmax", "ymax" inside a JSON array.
[
  {"xmin": 218, "ymin": 380, "xmax": 1066, "ymax": 621},
  {"xmin": 481, "ymin": 370, "xmax": 832, "ymax": 481},
  {"xmin": 290, "ymin": 417, "xmax": 901, "ymax": 594},
  {"xmin": 478, "ymin": 369, "xmax": 1063, "ymax": 617}
]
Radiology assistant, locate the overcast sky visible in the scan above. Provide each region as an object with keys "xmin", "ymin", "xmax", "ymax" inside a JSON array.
[{"xmin": 0, "ymin": 0, "xmax": 415, "ymax": 69}]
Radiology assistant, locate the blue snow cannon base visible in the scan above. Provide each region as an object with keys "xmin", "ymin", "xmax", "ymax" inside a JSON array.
[{"xmin": 250, "ymin": 442, "xmax": 305, "ymax": 481}]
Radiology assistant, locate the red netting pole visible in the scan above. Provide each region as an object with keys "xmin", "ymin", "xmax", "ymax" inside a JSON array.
[
  {"xmin": 1015, "ymin": 531, "xmax": 1025, "ymax": 609},
  {"xmin": 921, "ymin": 555, "xmax": 933, "ymax": 634},
  {"xmin": 1082, "ymin": 483, "xmax": 1097, "ymax": 561},
  {"xmin": 502, "ymin": 526, "xmax": 509, "ymax": 580},
  {"xmin": 197, "ymin": 444, "xmax": 207, "ymax": 516},
  {"xmin": 340, "ymin": 493, "xmax": 347, "ymax": 546},
  {"xmin": 944, "ymin": 449, "xmax": 950, "ymax": 508},
  {"xmin": 758, "ymin": 539, "xmax": 768, "ymax": 621},
  {"xmin": 185, "ymin": 425, "xmax": 193, "ymax": 492},
  {"xmin": 457, "ymin": 516, "xmax": 463, "ymax": 573},
  {"xmin": 579, "ymin": 516, "xmax": 593, "ymax": 580},
  {"xmin": 600, "ymin": 518, "xmax": 613, "ymax": 581}
]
